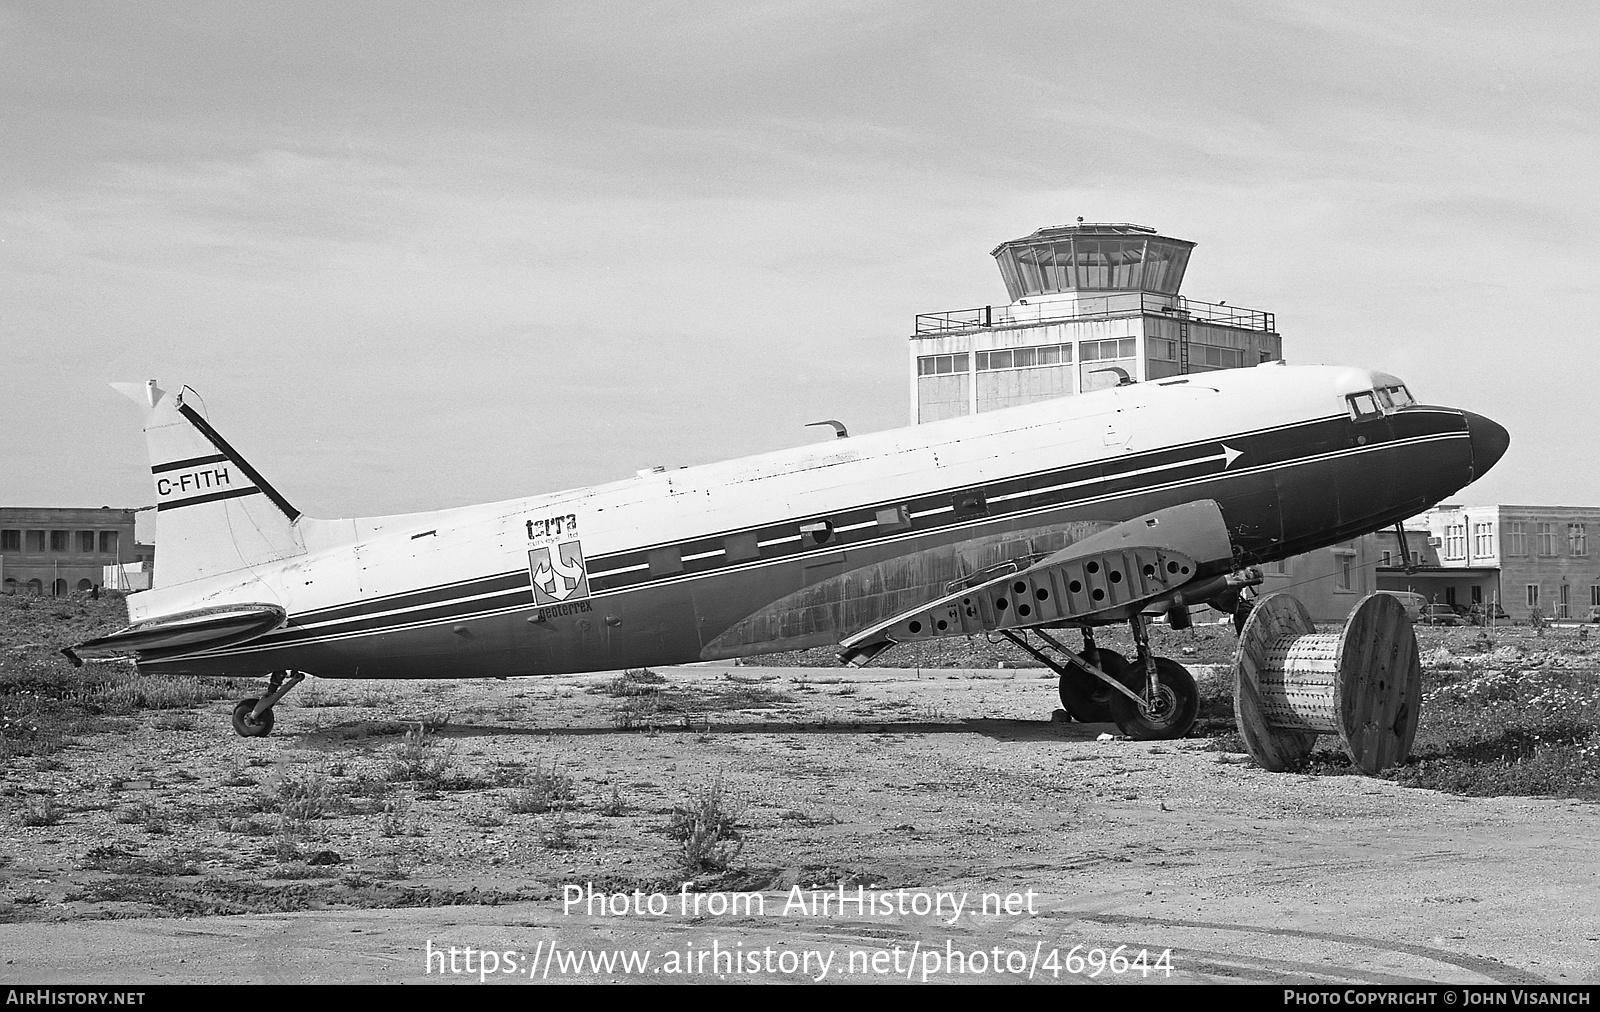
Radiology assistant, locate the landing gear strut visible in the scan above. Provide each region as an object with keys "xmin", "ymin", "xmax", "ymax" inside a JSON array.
[
  {"xmin": 1109, "ymin": 614, "xmax": 1198, "ymax": 740},
  {"xmin": 1002, "ymin": 616, "xmax": 1199, "ymax": 740},
  {"xmin": 231, "ymin": 670, "xmax": 305, "ymax": 738}
]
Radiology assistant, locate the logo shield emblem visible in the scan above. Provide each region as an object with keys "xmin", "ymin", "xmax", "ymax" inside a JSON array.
[{"xmin": 528, "ymin": 539, "xmax": 591, "ymax": 605}]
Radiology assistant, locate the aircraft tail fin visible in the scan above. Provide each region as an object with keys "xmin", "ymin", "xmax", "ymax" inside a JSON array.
[{"xmin": 116, "ymin": 381, "xmax": 307, "ymax": 589}]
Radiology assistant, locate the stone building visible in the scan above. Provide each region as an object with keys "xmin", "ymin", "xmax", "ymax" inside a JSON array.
[
  {"xmin": 0, "ymin": 507, "xmax": 140, "ymax": 595},
  {"xmin": 1396, "ymin": 504, "xmax": 1600, "ymax": 622}
]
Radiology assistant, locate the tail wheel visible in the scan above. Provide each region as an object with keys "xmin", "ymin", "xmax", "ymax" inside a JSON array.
[
  {"xmin": 231, "ymin": 698, "xmax": 275, "ymax": 738},
  {"xmin": 1058, "ymin": 649, "xmax": 1137, "ymax": 724},
  {"xmin": 1109, "ymin": 657, "xmax": 1199, "ymax": 740}
]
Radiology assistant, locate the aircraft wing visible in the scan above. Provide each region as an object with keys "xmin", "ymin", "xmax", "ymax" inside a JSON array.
[{"xmin": 836, "ymin": 499, "xmax": 1238, "ymax": 665}]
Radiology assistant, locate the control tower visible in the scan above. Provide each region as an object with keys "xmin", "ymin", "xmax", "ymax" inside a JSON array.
[{"xmin": 910, "ymin": 222, "xmax": 1283, "ymax": 423}]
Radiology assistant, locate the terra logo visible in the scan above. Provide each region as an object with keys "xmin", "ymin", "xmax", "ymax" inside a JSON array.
[{"xmin": 528, "ymin": 539, "xmax": 591, "ymax": 605}]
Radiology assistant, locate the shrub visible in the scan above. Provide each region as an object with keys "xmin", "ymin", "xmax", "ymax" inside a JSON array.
[{"xmin": 667, "ymin": 775, "xmax": 743, "ymax": 876}]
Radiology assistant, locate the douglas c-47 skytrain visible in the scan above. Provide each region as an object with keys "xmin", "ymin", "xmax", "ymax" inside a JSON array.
[{"xmin": 68, "ymin": 363, "xmax": 1509, "ymax": 741}]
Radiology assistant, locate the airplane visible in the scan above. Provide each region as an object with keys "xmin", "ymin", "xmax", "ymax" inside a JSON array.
[{"xmin": 66, "ymin": 364, "xmax": 1509, "ymax": 741}]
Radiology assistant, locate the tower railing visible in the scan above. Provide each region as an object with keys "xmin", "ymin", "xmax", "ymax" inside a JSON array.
[{"xmin": 914, "ymin": 293, "xmax": 1274, "ymax": 335}]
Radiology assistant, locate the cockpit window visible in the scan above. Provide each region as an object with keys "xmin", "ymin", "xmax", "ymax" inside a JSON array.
[
  {"xmin": 1347, "ymin": 392, "xmax": 1382, "ymax": 420},
  {"xmin": 1385, "ymin": 384, "xmax": 1415, "ymax": 408},
  {"xmin": 1374, "ymin": 387, "xmax": 1394, "ymax": 411}
]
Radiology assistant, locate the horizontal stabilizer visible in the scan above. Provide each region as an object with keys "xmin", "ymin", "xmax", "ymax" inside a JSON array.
[
  {"xmin": 838, "ymin": 500, "xmax": 1235, "ymax": 664},
  {"xmin": 63, "ymin": 603, "xmax": 287, "ymax": 664}
]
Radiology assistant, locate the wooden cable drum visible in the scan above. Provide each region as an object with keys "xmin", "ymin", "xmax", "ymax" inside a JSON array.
[{"xmin": 1233, "ymin": 591, "xmax": 1422, "ymax": 775}]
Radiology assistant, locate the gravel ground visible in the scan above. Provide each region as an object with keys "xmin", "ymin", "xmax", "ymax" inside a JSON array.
[{"xmin": 1, "ymin": 659, "xmax": 1596, "ymax": 984}]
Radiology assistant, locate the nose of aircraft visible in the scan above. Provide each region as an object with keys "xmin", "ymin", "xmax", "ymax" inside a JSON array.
[{"xmin": 1463, "ymin": 410, "xmax": 1510, "ymax": 480}]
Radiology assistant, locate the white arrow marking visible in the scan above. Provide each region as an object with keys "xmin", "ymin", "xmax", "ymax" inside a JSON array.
[{"xmin": 989, "ymin": 446, "xmax": 1243, "ymax": 505}]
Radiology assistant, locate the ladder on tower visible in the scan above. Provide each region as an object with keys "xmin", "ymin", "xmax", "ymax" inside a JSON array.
[{"xmin": 1178, "ymin": 298, "xmax": 1191, "ymax": 374}]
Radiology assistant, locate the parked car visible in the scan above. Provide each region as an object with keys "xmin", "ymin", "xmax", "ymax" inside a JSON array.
[
  {"xmin": 1378, "ymin": 591, "xmax": 1427, "ymax": 623},
  {"xmin": 1417, "ymin": 603, "xmax": 1461, "ymax": 626}
]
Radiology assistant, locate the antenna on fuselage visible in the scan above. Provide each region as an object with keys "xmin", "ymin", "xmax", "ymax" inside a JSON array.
[{"xmin": 806, "ymin": 420, "xmax": 849, "ymax": 439}]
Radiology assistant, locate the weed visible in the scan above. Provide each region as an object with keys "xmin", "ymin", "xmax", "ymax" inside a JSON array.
[
  {"xmin": 778, "ymin": 809, "xmax": 842, "ymax": 827},
  {"xmin": 386, "ymin": 724, "xmax": 457, "ymax": 788},
  {"xmin": 541, "ymin": 812, "xmax": 577, "ymax": 850},
  {"xmin": 258, "ymin": 773, "xmax": 340, "ymax": 820},
  {"xmin": 17, "ymin": 795, "xmax": 62, "ymax": 827},
  {"xmin": 667, "ymin": 775, "xmax": 743, "ymax": 876},
  {"xmin": 153, "ymin": 712, "xmax": 196, "ymax": 732},
  {"xmin": 507, "ymin": 762, "xmax": 576, "ymax": 815},
  {"xmin": 599, "ymin": 785, "xmax": 630, "ymax": 817},
  {"xmin": 601, "ymin": 669, "xmax": 667, "ymax": 697},
  {"xmin": 380, "ymin": 800, "xmax": 420, "ymax": 838}
]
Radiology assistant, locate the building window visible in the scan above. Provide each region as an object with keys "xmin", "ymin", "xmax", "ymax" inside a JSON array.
[
  {"xmin": 1569, "ymin": 523, "xmax": 1586, "ymax": 557},
  {"xmin": 1472, "ymin": 523, "xmax": 1494, "ymax": 558},
  {"xmin": 78, "ymin": 531, "xmax": 96, "ymax": 554},
  {"xmin": 1506, "ymin": 522, "xmax": 1525, "ymax": 556},
  {"xmin": 49, "ymin": 530, "xmax": 70, "ymax": 552},
  {"xmin": 26, "ymin": 531, "xmax": 45, "ymax": 553},
  {"xmin": 1192, "ymin": 344, "xmax": 1243, "ymax": 369},
  {"xmin": 1078, "ymin": 338, "xmax": 1137, "ymax": 362},
  {"xmin": 917, "ymin": 353, "xmax": 970, "ymax": 376},
  {"xmin": 1558, "ymin": 584, "xmax": 1571, "ymax": 619},
  {"xmin": 975, "ymin": 343, "xmax": 1071, "ymax": 371},
  {"xmin": 1334, "ymin": 552, "xmax": 1355, "ymax": 592},
  {"xmin": 1444, "ymin": 523, "xmax": 1466, "ymax": 560},
  {"xmin": 1381, "ymin": 551, "xmax": 1392, "ymax": 566},
  {"xmin": 99, "ymin": 531, "xmax": 119, "ymax": 554},
  {"xmin": 0, "ymin": 530, "xmax": 18, "ymax": 553},
  {"xmin": 1536, "ymin": 523, "xmax": 1558, "ymax": 556},
  {"xmin": 1527, "ymin": 584, "xmax": 1540, "ymax": 609},
  {"xmin": 1591, "ymin": 585, "xmax": 1600, "ymax": 608}
]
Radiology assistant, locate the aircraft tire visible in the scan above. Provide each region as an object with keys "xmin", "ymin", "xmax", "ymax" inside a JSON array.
[
  {"xmin": 1058, "ymin": 649, "xmax": 1136, "ymax": 724},
  {"xmin": 1109, "ymin": 658, "xmax": 1199, "ymax": 741},
  {"xmin": 231, "ymin": 698, "xmax": 275, "ymax": 738}
]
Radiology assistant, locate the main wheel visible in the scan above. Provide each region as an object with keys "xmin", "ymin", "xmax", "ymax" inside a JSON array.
[
  {"xmin": 231, "ymin": 698, "xmax": 275, "ymax": 738},
  {"xmin": 1058, "ymin": 649, "xmax": 1137, "ymax": 724},
  {"xmin": 1108, "ymin": 657, "xmax": 1199, "ymax": 740}
]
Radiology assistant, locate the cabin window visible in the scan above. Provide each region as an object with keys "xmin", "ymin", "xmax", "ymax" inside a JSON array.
[
  {"xmin": 951, "ymin": 489, "xmax": 987, "ymax": 519},
  {"xmin": 800, "ymin": 520, "xmax": 834, "ymax": 546},
  {"xmin": 1346, "ymin": 391, "xmax": 1381, "ymax": 421},
  {"xmin": 723, "ymin": 532, "xmax": 759, "ymax": 562},
  {"xmin": 647, "ymin": 546, "xmax": 682, "ymax": 577},
  {"xmin": 875, "ymin": 505, "xmax": 911, "ymax": 532}
]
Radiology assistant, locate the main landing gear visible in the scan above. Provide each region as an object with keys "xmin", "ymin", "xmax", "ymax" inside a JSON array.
[
  {"xmin": 231, "ymin": 670, "xmax": 306, "ymax": 738},
  {"xmin": 999, "ymin": 615, "xmax": 1199, "ymax": 740}
]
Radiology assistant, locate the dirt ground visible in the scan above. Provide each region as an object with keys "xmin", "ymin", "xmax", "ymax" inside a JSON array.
[{"xmin": 1, "ymin": 659, "xmax": 1597, "ymax": 985}]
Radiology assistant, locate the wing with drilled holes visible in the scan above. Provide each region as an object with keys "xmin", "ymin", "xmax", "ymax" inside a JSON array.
[{"xmin": 837, "ymin": 500, "xmax": 1235, "ymax": 665}]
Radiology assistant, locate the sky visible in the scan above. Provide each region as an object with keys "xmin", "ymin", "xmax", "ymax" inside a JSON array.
[{"xmin": 2, "ymin": 1, "xmax": 1596, "ymax": 527}]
